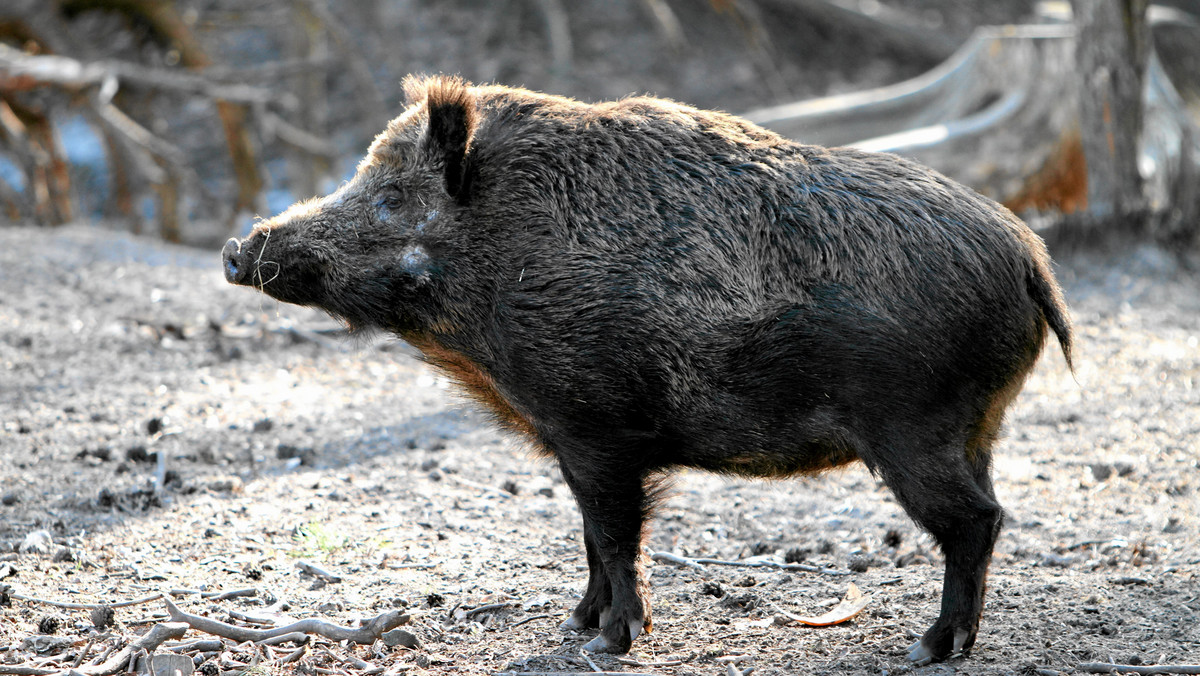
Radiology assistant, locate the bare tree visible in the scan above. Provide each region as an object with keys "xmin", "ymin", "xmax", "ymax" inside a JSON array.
[{"xmin": 1071, "ymin": 0, "xmax": 1151, "ymax": 220}]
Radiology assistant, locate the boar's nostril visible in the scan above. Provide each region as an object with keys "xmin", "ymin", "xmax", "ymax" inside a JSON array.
[{"xmin": 222, "ymin": 238, "xmax": 245, "ymax": 284}]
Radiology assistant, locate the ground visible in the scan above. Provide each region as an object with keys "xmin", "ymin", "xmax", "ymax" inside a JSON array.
[{"xmin": 0, "ymin": 224, "xmax": 1198, "ymax": 676}]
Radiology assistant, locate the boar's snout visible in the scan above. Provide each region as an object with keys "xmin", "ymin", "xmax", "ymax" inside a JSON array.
[{"xmin": 222, "ymin": 237, "xmax": 252, "ymax": 286}]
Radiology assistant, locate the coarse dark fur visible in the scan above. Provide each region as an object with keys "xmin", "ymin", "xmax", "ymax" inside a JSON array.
[{"xmin": 222, "ymin": 75, "xmax": 1073, "ymax": 661}]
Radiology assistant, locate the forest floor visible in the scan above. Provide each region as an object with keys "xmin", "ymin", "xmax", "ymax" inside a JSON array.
[{"xmin": 0, "ymin": 224, "xmax": 1198, "ymax": 676}]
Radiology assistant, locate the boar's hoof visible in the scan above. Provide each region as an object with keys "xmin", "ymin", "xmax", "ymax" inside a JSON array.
[
  {"xmin": 580, "ymin": 619, "xmax": 643, "ymax": 654},
  {"xmin": 906, "ymin": 639, "xmax": 935, "ymax": 666},
  {"xmin": 907, "ymin": 627, "xmax": 972, "ymax": 664},
  {"xmin": 559, "ymin": 616, "xmax": 589, "ymax": 631}
]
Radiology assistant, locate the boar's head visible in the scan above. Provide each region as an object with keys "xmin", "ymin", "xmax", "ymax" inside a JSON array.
[{"xmin": 222, "ymin": 76, "xmax": 480, "ymax": 333}]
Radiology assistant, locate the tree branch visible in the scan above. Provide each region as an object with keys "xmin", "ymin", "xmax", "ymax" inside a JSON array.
[{"xmin": 163, "ymin": 597, "xmax": 410, "ymax": 645}]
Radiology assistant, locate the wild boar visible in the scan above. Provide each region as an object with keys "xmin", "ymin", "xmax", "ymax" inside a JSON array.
[{"xmin": 222, "ymin": 75, "xmax": 1073, "ymax": 661}]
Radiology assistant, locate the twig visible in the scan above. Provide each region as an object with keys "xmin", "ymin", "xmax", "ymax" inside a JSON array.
[
  {"xmin": 444, "ymin": 474, "xmax": 514, "ymax": 499},
  {"xmin": 0, "ymin": 668, "xmax": 57, "ymax": 675},
  {"xmin": 617, "ymin": 657, "xmax": 684, "ymax": 667},
  {"xmin": 165, "ymin": 638, "xmax": 224, "ymax": 653},
  {"xmin": 509, "ymin": 614, "xmax": 553, "ymax": 627},
  {"xmin": 343, "ymin": 655, "xmax": 383, "ymax": 675},
  {"xmin": 464, "ymin": 602, "xmax": 512, "ymax": 619},
  {"xmin": 227, "ymin": 609, "xmax": 279, "ymax": 626},
  {"xmin": 580, "ymin": 648, "xmax": 603, "ymax": 672},
  {"xmin": 279, "ymin": 645, "xmax": 307, "ymax": 665},
  {"xmin": 647, "ymin": 550, "xmax": 848, "ymax": 576},
  {"xmin": 1064, "ymin": 539, "xmax": 1126, "ymax": 551},
  {"xmin": 9, "ymin": 591, "xmax": 163, "ymax": 610},
  {"xmin": 645, "ymin": 551, "xmax": 703, "ymax": 570},
  {"xmin": 205, "ymin": 587, "xmax": 258, "ymax": 601},
  {"xmin": 1078, "ymin": 664, "xmax": 1200, "ymax": 675},
  {"xmin": 296, "ymin": 560, "xmax": 342, "ymax": 582},
  {"xmin": 72, "ymin": 636, "xmax": 99, "ymax": 669},
  {"xmin": 164, "ymin": 597, "xmax": 407, "ymax": 644},
  {"xmin": 257, "ymin": 632, "xmax": 309, "ymax": 646}
]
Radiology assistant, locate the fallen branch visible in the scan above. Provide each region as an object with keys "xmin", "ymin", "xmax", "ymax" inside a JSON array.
[
  {"xmin": 163, "ymin": 597, "xmax": 408, "ymax": 645},
  {"xmin": 647, "ymin": 550, "xmax": 848, "ymax": 576},
  {"xmin": 1078, "ymin": 664, "xmax": 1200, "ymax": 675},
  {"xmin": 76, "ymin": 622, "xmax": 188, "ymax": 676},
  {"xmin": 9, "ymin": 591, "xmax": 163, "ymax": 610}
]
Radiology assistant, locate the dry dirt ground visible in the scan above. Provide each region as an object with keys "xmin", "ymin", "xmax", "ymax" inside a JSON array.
[{"xmin": 1, "ymin": 223, "xmax": 1198, "ymax": 676}]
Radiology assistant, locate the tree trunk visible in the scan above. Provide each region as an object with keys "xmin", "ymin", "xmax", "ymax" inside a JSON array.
[{"xmin": 1071, "ymin": 0, "xmax": 1150, "ymax": 218}]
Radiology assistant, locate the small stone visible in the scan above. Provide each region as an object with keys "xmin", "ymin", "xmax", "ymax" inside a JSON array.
[
  {"xmin": 718, "ymin": 592, "xmax": 759, "ymax": 611},
  {"xmin": 382, "ymin": 628, "xmax": 421, "ymax": 649},
  {"xmin": 22, "ymin": 635, "xmax": 71, "ymax": 653},
  {"xmin": 783, "ymin": 547, "xmax": 808, "ymax": 564},
  {"xmin": 146, "ymin": 417, "xmax": 165, "ymax": 436},
  {"xmin": 317, "ymin": 599, "xmax": 344, "ymax": 613},
  {"xmin": 883, "ymin": 529, "xmax": 903, "ymax": 548},
  {"xmin": 848, "ymin": 555, "xmax": 871, "ymax": 573},
  {"xmin": 276, "ymin": 444, "xmax": 315, "ymax": 465},
  {"xmin": 126, "ymin": 445, "xmax": 155, "ymax": 463},
  {"xmin": 19, "ymin": 530, "xmax": 53, "ymax": 556}
]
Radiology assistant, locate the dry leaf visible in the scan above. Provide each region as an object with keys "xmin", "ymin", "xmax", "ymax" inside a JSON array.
[{"xmin": 791, "ymin": 583, "xmax": 872, "ymax": 626}]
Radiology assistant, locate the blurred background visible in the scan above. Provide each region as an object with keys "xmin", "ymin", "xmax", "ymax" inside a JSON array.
[{"xmin": 0, "ymin": 0, "xmax": 1197, "ymax": 248}]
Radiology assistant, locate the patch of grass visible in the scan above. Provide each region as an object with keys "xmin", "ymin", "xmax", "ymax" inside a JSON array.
[{"xmin": 292, "ymin": 521, "xmax": 349, "ymax": 558}]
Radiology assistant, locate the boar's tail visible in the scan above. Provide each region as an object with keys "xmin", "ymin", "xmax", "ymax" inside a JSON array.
[{"xmin": 1026, "ymin": 254, "xmax": 1074, "ymax": 372}]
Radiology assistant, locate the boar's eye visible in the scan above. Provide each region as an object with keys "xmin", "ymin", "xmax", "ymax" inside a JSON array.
[{"xmin": 378, "ymin": 185, "xmax": 406, "ymax": 210}]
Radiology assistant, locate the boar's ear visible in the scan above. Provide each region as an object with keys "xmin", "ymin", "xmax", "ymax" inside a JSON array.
[{"xmin": 420, "ymin": 76, "xmax": 478, "ymax": 201}]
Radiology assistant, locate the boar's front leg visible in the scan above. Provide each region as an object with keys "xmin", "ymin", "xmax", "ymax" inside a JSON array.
[
  {"xmin": 558, "ymin": 526, "xmax": 610, "ymax": 631},
  {"xmin": 557, "ymin": 456, "xmax": 655, "ymax": 653}
]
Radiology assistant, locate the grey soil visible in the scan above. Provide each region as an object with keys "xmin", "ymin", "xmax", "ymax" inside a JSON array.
[{"xmin": 1, "ymin": 224, "xmax": 1198, "ymax": 675}]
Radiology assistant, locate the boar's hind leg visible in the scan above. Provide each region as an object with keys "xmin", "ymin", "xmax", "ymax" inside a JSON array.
[
  {"xmin": 557, "ymin": 457, "xmax": 655, "ymax": 654},
  {"xmin": 867, "ymin": 441, "xmax": 1003, "ymax": 664}
]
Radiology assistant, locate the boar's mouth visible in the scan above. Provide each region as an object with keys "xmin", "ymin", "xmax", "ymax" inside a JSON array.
[
  {"xmin": 221, "ymin": 238, "xmax": 250, "ymax": 285},
  {"xmin": 222, "ymin": 236, "xmax": 281, "ymax": 289},
  {"xmin": 221, "ymin": 234, "xmax": 325, "ymax": 308}
]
